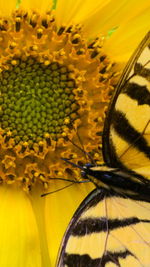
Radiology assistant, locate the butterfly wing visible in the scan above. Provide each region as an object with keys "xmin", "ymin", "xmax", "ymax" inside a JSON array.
[
  {"xmin": 57, "ymin": 188, "xmax": 150, "ymax": 266},
  {"xmin": 57, "ymin": 32, "xmax": 150, "ymax": 266},
  {"xmin": 102, "ymin": 32, "xmax": 150, "ymax": 182}
]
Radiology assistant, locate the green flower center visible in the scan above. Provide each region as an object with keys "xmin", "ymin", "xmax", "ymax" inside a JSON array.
[{"xmin": 0, "ymin": 57, "xmax": 79, "ymax": 146}]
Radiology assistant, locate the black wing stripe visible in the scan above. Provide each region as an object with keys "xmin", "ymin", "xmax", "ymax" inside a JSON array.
[
  {"xmin": 100, "ymin": 250, "xmax": 134, "ymax": 266},
  {"xmin": 112, "ymin": 110, "xmax": 150, "ymax": 158},
  {"xmin": 123, "ymin": 82, "xmax": 150, "ymax": 105},
  {"xmin": 64, "ymin": 253, "xmax": 101, "ymax": 267},
  {"xmin": 135, "ymin": 63, "xmax": 150, "ymax": 79},
  {"xmin": 71, "ymin": 217, "xmax": 150, "ymax": 236},
  {"xmin": 64, "ymin": 250, "xmax": 133, "ymax": 267},
  {"xmin": 134, "ymin": 63, "xmax": 150, "ymax": 79}
]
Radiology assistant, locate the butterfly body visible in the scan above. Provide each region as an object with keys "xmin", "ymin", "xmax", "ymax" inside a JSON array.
[
  {"xmin": 83, "ymin": 165, "xmax": 150, "ymax": 199},
  {"xmin": 57, "ymin": 32, "xmax": 150, "ymax": 267}
]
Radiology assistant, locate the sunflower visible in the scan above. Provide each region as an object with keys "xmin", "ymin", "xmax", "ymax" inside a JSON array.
[{"xmin": 0, "ymin": 0, "xmax": 149, "ymax": 266}]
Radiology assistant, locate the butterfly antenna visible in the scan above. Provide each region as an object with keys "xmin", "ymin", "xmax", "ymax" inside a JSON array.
[
  {"xmin": 61, "ymin": 157, "xmax": 85, "ymax": 171},
  {"xmin": 41, "ymin": 182, "xmax": 76, "ymax": 197},
  {"xmin": 48, "ymin": 177, "xmax": 83, "ymax": 183},
  {"xmin": 69, "ymin": 123, "xmax": 97, "ymax": 166},
  {"xmin": 41, "ymin": 179, "xmax": 90, "ymax": 197},
  {"xmin": 67, "ymin": 137, "xmax": 96, "ymax": 165}
]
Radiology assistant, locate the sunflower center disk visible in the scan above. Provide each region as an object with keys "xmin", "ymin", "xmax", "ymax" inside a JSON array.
[
  {"xmin": 0, "ymin": 58, "xmax": 79, "ymax": 148},
  {"xmin": 0, "ymin": 11, "xmax": 118, "ymax": 190}
]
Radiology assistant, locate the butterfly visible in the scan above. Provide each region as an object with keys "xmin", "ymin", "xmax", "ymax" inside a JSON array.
[{"xmin": 57, "ymin": 31, "xmax": 150, "ymax": 267}]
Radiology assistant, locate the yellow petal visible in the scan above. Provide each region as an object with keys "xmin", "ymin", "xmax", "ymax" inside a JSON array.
[
  {"xmin": 55, "ymin": 0, "xmax": 150, "ymax": 39},
  {"xmin": 0, "ymin": 185, "xmax": 41, "ymax": 267},
  {"xmin": 45, "ymin": 181, "xmax": 94, "ymax": 265},
  {"xmin": 83, "ymin": 0, "xmax": 150, "ymax": 38},
  {"xmin": 55, "ymin": 0, "xmax": 111, "ymax": 27},
  {"xmin": 0, "ymin": 0, "xmax": 16, "ymax": 17},
  {"xmin": 103, "ymin": 7, "xmax": 150, "ymax": 63},
  {"xmin": 30, "ymin": 186, "xmax": 52, "ymax": 266},
  {"xmin": 20, "ymin": 0, "xmax": 53, "ymax": 13}
]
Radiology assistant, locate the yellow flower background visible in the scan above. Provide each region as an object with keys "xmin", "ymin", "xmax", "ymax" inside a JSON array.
[{"xmin": 0, "ymin": 0, "xmax": 149, "ymax": 266}]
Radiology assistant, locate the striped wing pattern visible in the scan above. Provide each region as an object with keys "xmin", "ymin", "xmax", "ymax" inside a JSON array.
[
  {"xmin": 103, "ymin": 32, "xmax": 150, "ymax": 181},
  {"xmin": 57, "ymin": 188, "xmax": 150, "ymax": 266}
]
